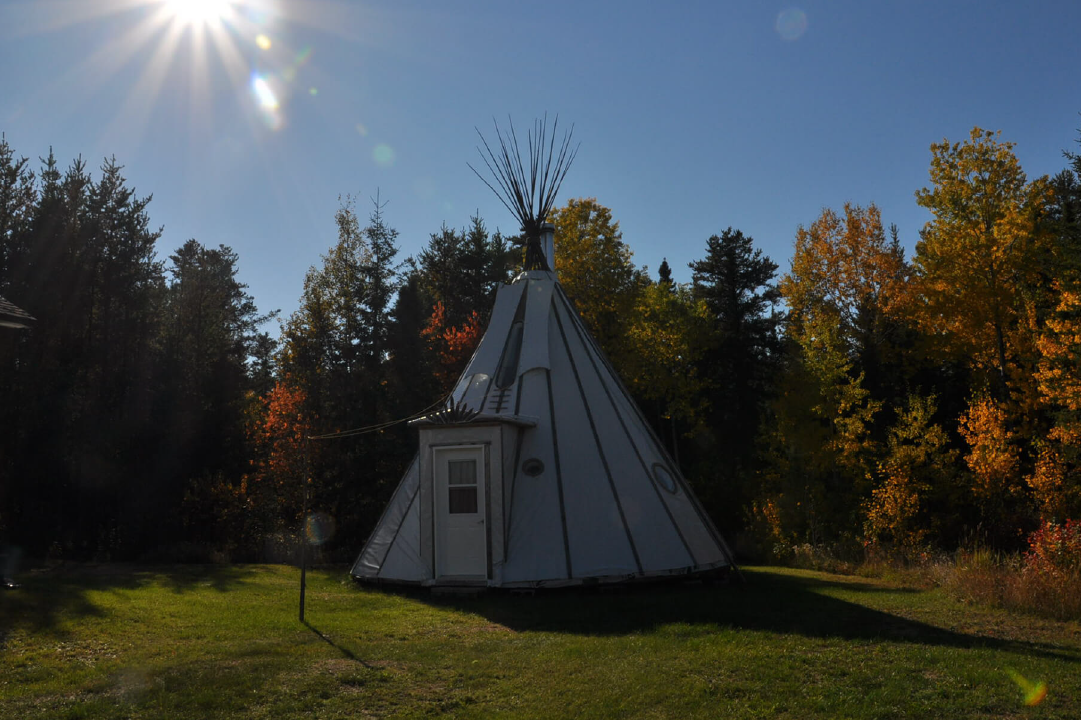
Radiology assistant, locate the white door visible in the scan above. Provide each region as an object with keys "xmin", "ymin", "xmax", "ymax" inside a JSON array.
[{"xmin": 434, "ymin": 446, "xmax": 487, "ymax": 578}]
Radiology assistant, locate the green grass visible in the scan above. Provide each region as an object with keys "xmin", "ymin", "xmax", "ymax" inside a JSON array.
[{"xmin": 2, "ymin": 564, "xmax": 1080, "ymax": 718}]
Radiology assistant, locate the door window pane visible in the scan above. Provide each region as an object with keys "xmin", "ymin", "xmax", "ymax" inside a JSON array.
[
  {"xmin": 447, "ymin": 458, "xmax": 478, "ymax": 514},
  {"xmin": 448, "ymin": 487, "xmax": 478, "ymax": 514},
  {"xmin": 448, "ymin": 459, "xmax": 477, "ymax": 485}
]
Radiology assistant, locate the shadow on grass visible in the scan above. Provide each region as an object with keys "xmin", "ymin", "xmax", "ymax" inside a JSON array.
[
  {"xmin": 408, "ymin": 568, "xmax": 1081, "ymax": 663},
  {"xmin": 302, "ymin": 619, "xmax": 373, "ymax": 667},
  {"xmin": 0, "ymin": 563, "xmax": 256, "ymax": 644}
]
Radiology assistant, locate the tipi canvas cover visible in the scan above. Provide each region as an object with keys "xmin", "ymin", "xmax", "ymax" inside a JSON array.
[{"xmin": 351, "ymin": 225, "xmax": 735, "ymax": 587}]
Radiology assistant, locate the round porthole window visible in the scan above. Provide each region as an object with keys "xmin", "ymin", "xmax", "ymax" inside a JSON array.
[
  {"xmin": 652, "ymin": 463, "xmax": 677, "ymax": 494},
  {"xmin": 522, "ymin": 458, "xmax": 545, "ymax": 477}
]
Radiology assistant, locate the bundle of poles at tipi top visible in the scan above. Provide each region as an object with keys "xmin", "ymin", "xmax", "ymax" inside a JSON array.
[{"xmin": 469, "ymin": 114, "xmax": 579, "ymax": 271}]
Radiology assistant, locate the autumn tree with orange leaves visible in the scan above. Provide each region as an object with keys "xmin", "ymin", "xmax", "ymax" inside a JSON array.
[
  {"xmin": 957, "ymin": 395, "xmax": 1025, "ymax": 539},
  {"xmin": 252, "ymin": 378, "xmax": 314, "ymax": 517},
  {"xmin": 181, "ymin": 378, "xmax": 314, "ymax": 559},
  {"xmin": 762, "ymin": 203, "xmax": 905, "ymax": 547},
  {"xmin": 422, "ymin": 301, "xmax": 485, "ymax": 393},
  {"xmin": 781, "ymin": 202, "xmax": 911, "ymax": 399}
]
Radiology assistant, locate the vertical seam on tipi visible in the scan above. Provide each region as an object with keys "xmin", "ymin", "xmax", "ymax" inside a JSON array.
[
  {"xmin": 546, "ymin": 367, "xmax": 574, "ymax": 579},
  {"xmin": 594, "ymin": 310, "xmax": 729, "ymax": 563},
  {"xmin": 504, "ymin": 380, "xmax": 526, "ymax": 555},
  {"xmin": 555, "ymin": 290, "xmax": 697, "ymax": 567},
  {"xmin": 552, "ymin": 305, "xmax": 643, "ymax": 574},
  {"xmin": 603, "ymin": 325, "xmax": 730, "ymax": 565},
  {"xmin": 556, "ymin": 287, "xmax": 695, "ymax": 472}
]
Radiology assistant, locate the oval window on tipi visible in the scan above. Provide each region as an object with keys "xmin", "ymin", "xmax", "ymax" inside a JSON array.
[
  {"xmin": 652, "ymin": 464, "xmax": 678, "ymax": 494},
  {"xmin": 522, "ymin": 458, "xmax": 545, "ymax": 477}
]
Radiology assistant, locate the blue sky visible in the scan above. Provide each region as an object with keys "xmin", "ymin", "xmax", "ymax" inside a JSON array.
[{"xmin": 2, "ymin": 0, "xmax": 1080, "ymax": 329}]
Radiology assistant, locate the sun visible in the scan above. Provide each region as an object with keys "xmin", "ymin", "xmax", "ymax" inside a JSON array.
[
  {"xmin": 163, "ymin": 0, "xmax": 234, "ymax": 27},
  {"xmin": 14, "ymin": 0, "xmax": 339, "ymax": 149}
]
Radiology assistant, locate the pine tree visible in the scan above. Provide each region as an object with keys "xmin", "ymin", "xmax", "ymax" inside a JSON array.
[
  {"xmin": 657, "ymin": 258, "xmax": 673, "ymax": 287},
  {"xmin": 0, "ymin": 134, "xmax": 36, "ymax": 297},
  {"xmin": 688, "ymin": 228, "xmax": 783, "ymax": 532},
  {"xmin": 279, "ymin": 193, "xmax": 405, "ymax": 555}
]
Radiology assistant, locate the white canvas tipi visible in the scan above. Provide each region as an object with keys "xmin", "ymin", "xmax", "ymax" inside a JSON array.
[{"xmin": 351, "ymin": 119, "xmax": 735, "ymax": 587}]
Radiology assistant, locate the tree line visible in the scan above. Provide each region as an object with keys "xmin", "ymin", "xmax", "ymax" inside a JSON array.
[{"xmin": 2, "ymin": 123, "xmax": 1080, "ymax": 563}]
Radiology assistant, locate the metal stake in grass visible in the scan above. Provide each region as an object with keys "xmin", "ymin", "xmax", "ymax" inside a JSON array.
[{"xmin": 299, "ymin": 442, "xmax": 311, "ymax": 623}]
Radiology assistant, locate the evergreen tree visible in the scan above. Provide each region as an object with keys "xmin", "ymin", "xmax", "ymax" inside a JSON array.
[
  {"xmin": 0, "ymin": 134, "xmax": 36, "ymax": 297},
  {"xmin": 2, "ymin": 151, "xmax": 166, "ymax": 557},
  {"xmin": 417, "ymin": 224, "xmax": 465, "ymax": 323},
  {"xmin": 279, "ymin": 194, "xmax": 404, "ymax": 555},
  {"xmin": 161, "ymin": 239, "xmax": 273, "ymax": 543},
  {"xmin": 657, "ymin": 258, "xmax": 673, "ymax": 286},
  {"xmin": 0, "ymin": 136, "xmax": 37, "ymax": 549},
  {"xmin": 416, "ymin": 213, "xmax": 511, "ymax": 329},
  {"xmin": 356, "ymin": 194, "xmax": 401, "ymax": 376},
  {"xmin": 688, "ymin": 228, "xmax": 783, "ymax": 531},
  {"xmin": 386, "ymin": 268, "xmax": 440, "ymax": 414}
]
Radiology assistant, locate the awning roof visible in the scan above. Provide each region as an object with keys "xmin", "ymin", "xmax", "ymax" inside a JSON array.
[{"xmin": 0, "ymin": 296, "xmax": 34, "ymax": 329}]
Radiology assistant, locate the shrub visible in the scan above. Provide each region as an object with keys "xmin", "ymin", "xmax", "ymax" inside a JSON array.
[
  {"xmin": 935, "ymin": 521, "xmax": 1081, "ymax": 621},
  {"xmin": 1023, "ymin": 519, "xmax": 1081, "ymax": 577}
]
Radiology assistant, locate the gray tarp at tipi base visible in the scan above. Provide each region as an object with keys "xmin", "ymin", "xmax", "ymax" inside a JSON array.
[{"xmin": 352, "ymin": 228, "xmax": 735, "ymax": 588}]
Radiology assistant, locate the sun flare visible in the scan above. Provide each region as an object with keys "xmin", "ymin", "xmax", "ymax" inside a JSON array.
[
  {"xmin": 163, "ymin": 0, "xmax": 233, "ymax": 27},
  {"xmin": 14, "ymin": 0, "xmax": 339, "ymax": 149}
]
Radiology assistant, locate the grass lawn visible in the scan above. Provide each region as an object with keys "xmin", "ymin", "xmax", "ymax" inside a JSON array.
[{"xmin": 2, "ymin": 564, "xmax": 1080, "ymax": 719}]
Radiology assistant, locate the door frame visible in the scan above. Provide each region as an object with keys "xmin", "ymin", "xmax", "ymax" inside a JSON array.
[{"xmin": 432, "ymin": 443, "xmax": 489, "ymax": 580}]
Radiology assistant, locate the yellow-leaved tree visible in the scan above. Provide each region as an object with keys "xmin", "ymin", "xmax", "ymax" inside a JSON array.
[
  {"xmin": 913, "ymin": 127, "xmax": 1052, "ymax": 403},
  {"xmin": 958, "ymin": 395, "xmax": 1022, "ymax": 535},
  {"xmin": 781, "ymin": 202, "xmax": 907, "ymax": 346},
  {"xmin": 863, "ymin": 394, "xmax": 957, "ymax": 556},
  {"xmin": 620, "ymin": 280, "xmax": 708, "ymax": 436},
  {"xmin": 1030, "ymin": 286, "xmax": 1081, "ymax": 519},
  {"xmin": 765, "ymin": 203, "xmax": 905, "ymax": 548},
  {"xmin": 549, "ymin": 198, "xmax": 646, "ymax": 364}
]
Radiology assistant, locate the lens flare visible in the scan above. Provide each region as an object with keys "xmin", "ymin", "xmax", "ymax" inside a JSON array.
[
  {"xmin": 250, "ymin": 73, "xmax": 283, "ymax": 130},
  {"xmin": 775, "ymin": 8, "xmax": 808, "ymax": 41},
  {"xmin": 373, "ymin": 143, "xmax": 396, "ymax": 167},
  {"xmin": 1007, "ymin": 669, "xmax": 1048, "ymax": 707},
  {"xmin": 305, "ymin": 513, "xmax": 336, "ymax": 546},
  {"xmin": 12, "ymin": 0, "xmax": 347, "ymax": 154},
  {"xmin": 251, "ymin": 74, "xmax": 278, "ymax": 109}
]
